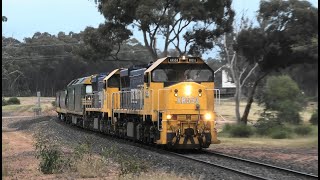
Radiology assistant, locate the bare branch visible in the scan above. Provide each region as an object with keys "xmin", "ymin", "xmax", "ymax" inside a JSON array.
[
  {"xmin": 239, "ymin": 64, "xmax": 248, "ymax": 80},
  {"xmin": 240, "ymin": 62, "xmax": 259, "ymax": 88}
]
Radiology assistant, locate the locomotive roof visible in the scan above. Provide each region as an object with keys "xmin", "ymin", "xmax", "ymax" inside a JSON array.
[
  {"xmin": 67, "ymin": 76, "xmax": 91, "ymax": 86},
  {"xmin": 103, "ymin": 69, "xmax": 120, "ymax": 81},
  {"xmin": 144, "ymin": 57, "xmax": 167, "ymax": 74}
]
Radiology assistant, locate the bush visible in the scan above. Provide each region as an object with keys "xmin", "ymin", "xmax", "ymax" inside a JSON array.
[
  {"xmin": 51, "ymin": 101, "xmax": 56, "ymax": 107},
  {"xmin": 222, "ymin": 123, "xmax": 232, "ymax": 133},
  {"xmin": 277, "ymin": 105, "xmax": 302, "ymax": 124},
  {"xmin": 270, "ymin": 130, "xmax": 290, "ymax": 139},
  {"xmin": 254, "ymin": 112, "xmax": 282, "ymax": 136},
  {"xmin": 34, "ymin": 132, "xmax": 63, "ymax": 174},
  {"xmin": 269, "ymin": 126, "xmax": 292, "ymax": 139},
  {"xmin": 309, "ymin": 111, "xmax": 318, "ymax": 125},
  {"xmin": 294, "ymin": 125, "xmax": 312, "ymax": 136},
  {"xmin": 258, "ymin": 75, "xmax": 304, "ymax": 125},
  {"xmin": 229, "ymin": 124, "xmax": 254, "ymax": 138},
  {"xmin": 2, "ymin": 98, "xmax": 8, "ymax": 106},
  {"xmin": 7, "ymin": 97, "xmax": 20, "ymax": 105}
]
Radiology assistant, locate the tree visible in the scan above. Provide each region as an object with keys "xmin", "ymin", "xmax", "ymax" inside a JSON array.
[
  {"xmin": 217, "ymin": 15, "xmax": 260, "ymax": 123},
  {"xmin": 234, "ymin": 0, "xmax": 318, "ymax": 124},
  {"xmin": 95, "ymin": 0, "xmax": 235, "ymax": 59},
  {"xmin": 2, "ymin": 16, "xmax": 7, "ymax": 22},
  {"xmin": 258, "ymin": 75, "xmax": 304, "ymax": 124}
]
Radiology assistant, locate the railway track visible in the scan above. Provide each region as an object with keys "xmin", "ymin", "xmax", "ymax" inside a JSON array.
[
  {"xmin": 170, "ymin": 150, "xmax": 318, "ymax": 180},
  {"xmin": 203, "ymin": 150, "xmax": 318, "ymax": 179},
  {"xmin": 54, "ymin": 118, "xmax": 318, "ymax": 180},
  {"xmin": 169, "ymin": 151, "xmax": 269, "ymax": 180}
]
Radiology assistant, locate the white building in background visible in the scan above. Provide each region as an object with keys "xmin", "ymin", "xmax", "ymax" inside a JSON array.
[{"xmin": 221, "ymin": 70, "xmax": 236, "ymax": 88}]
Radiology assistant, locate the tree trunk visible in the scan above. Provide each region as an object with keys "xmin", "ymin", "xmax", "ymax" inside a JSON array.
[
  {"xmin": 241, "ymin": 73, "xmax": 268, "ymax": 124},
  {"xmin": 235, "ymin": 88, "xmax": 241, "ymax": 123}
]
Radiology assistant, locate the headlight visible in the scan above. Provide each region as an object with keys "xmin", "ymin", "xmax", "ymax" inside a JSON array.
[
  {"xmin": 184, "ymin": 85, "xmax": 192, "ymax": 96},
  {"xmin": 204, "ymin": 113, "xmax": 211, "ymax": 120},
  {"xmin": 166, "ymin": 114, "xmax": 172, "ymax": 120}
]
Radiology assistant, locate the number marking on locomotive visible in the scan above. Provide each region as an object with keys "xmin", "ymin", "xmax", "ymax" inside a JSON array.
[{"xmin": 176, "ymin": 97, "xmax": 199, "ymax": 104}]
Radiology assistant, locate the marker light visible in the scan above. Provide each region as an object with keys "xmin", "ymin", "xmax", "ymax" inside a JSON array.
[
  {"xmin": 198, "ymin": 89, "xmax": 202, "ymax": 97},
  {"xmin": 166, "ymin": 114, "xmax": 172, "ymax": 120},
  {"xmin": 185, "ymin": 85, "xmax": 192, "ymax": 96},
  {"xmin": 204, "ymin": 113, "xmax": 211, "ymax": 120},
  {"xmin": 174, "ymin": 89, "xmax": 178, "ymax": 97}
]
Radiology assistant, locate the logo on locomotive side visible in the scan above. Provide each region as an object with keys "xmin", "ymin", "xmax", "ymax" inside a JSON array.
[{"xmin": 176, "ymin": 97, "xmax": 199, "ymax": 104}]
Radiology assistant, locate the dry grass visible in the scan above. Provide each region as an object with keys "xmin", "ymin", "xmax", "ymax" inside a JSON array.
[
  {"xmin": 2, "ymin": 97, "xmax": 55, "ymax": 116},
  {"xmin": 120, "ymin": 170, "xmax": 200, "ymax": 180},
  {"xmin": 215, "ymin": 98, "xmax": 317, "ymax": 126},
  {"xmin": 215, "ymin": 98, "xmax": 264, "ymax": 123},
  {"xmin": 216, "ymin": 136, "xmax": 318, "ymax": 148},
  {"xmin": 74, "ymin": 154, "xmax": 109, "ymax": 178}
]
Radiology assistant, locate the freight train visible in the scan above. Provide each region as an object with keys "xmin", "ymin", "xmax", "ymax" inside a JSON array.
[{"xmin": 55, "ymin": 56, "xmax": 220, "ymax": 149}]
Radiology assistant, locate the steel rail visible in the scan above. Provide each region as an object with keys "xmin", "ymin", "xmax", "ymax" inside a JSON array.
[
  {"xmin": 169, "ymin": 151, "xmax": 270, "ymax": 180},
  {"xmin": 203, "ymin": 150, "xmax": 318, "ymax": 179}
]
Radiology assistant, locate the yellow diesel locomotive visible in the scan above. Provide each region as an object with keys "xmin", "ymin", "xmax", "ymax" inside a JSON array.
[{"xmin": 56, "ymin": 56, "xmax": 220, "ymax": 149}]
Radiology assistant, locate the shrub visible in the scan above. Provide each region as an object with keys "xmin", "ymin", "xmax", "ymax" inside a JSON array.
[
  {"xmin": 254, "ymin": 112, "xmax": 282, "ymax": 136},
  {"xmin": 34, "ymin": 132, "xmax": 63, "ymax": 174},
  {"xmin": 277, "ymin": 105, "xmax": 301, "ymax": 124},
  {"xmin": 229, "ymin": 124, "xmax": 254, "ymax": 138},
  {"xmin": 294, "ymin": 125, "xmax": 312, "ymax": 136},
  {"xmin": 258, "ymin": 75, "xmax": 304, "ymax": 125},
  {"xmin": 7, "ymin": 97, "xmax": 20, "ymax": 105},
  {"xmin": 269, "ymin": 126, "xmax": 292, "ymax": 139},
  {"xmin": 51, "ymin": 101, "xmax": 56, "ymax": 107},
  {"xmin": 222, "ymin": 123, "xmax": 232, "ymax": 133},
  {"xmin": 2, "ymin": 98, "xmax": 7, "ymax": 106},
  {"xmin": 270, "ymin": 130, "xmax": 289, "ymax": 139},
  {"xmin": 309, "ymin": 111, "xmax": 318, "ymax": 125}
]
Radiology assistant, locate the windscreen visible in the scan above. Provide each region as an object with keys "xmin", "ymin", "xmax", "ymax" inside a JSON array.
[{"xmin": 152, "ymin": 63, "xmax": 214, "ymax": 82}]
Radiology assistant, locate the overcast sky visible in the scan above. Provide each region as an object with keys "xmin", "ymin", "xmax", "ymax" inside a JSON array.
[{"xmin": 2, "ymin": 0, "xmax": 318, "ymax": 58}]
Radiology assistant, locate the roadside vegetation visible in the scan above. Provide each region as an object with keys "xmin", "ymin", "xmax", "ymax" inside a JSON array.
[
  {"xmin": 220, "ymin": 75, "xmax": 318, "ymax": 144},
  {"xmin": 33, "ymin": 131, "xmax": 192, "ymax": 179},
  {"xmin": 2, "ymin": 97, "xmax": 20, "ymax": 106}
]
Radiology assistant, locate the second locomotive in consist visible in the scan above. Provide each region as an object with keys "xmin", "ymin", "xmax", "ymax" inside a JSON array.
[{"xmin": 56, "ymin": 56, "xmax": 220, "ymax": 149}]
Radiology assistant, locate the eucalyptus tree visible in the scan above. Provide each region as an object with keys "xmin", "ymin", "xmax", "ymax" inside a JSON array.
[
  {"xmin": 234, "ymin": 0, "xmax": 318, "ymax": 124},
  {"xmin": 95, "ymin": 0, "xmax": 235, "ymax": 59}
]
